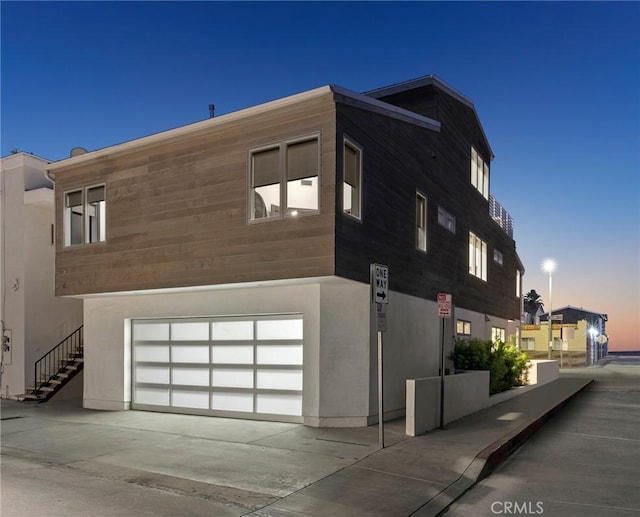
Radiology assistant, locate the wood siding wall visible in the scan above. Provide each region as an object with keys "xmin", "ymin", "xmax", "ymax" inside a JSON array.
[
  {"xmin": 335, "ymin": 89, "xmax": 521, "ymax": 320},
  {"xmin": 54, "ymin": 93, "xmax": 337, "ymax": 296}
]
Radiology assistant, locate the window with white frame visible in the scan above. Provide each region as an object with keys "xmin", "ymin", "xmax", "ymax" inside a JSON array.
[
  {"xmin": 469, "ymin": 232, "xmax": 487, "ymax": 280},
  {"xmin": 416, "ymin": 192, "xmax": 427, "ymax": 251},
  {"xmin": 250, "ymin": 135, "xmax": 319, "ymax": 221},
  {"xmin": 437, "ymin": 205, "xmax": 456, "ymax": 233},
  {"xmin": 64, "ymin": 185, "xmax": 106, "ymax": 246},
  {"xmin": 457, "ymin": 319, "xmax": 471, "ymax": 336},
  {"xmin": 471, "ymin": 147, "xmax": 489, "ymax": 199},
  {"xmin": 493, "ymin": 249, "xmax": 504, "ymax": 266},
  {"xmin": 521, "ymin": 337, "xmax": 535, "ymax": 350},
  {"xmin": 491, "ymin": 327, "xmax": 506, "ymax": 344},
  {"xmin": 516, "ymin": 269, "xmax": 521, "ymax": 297},
  {"xmin": 343, "ymin": 138, "xmax": 362, "ymax": 220}
]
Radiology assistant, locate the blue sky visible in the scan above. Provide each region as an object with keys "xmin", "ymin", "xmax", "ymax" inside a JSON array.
[{"xmin": 2, "ymin": 1, "xmax": 639, "ymax": 348}]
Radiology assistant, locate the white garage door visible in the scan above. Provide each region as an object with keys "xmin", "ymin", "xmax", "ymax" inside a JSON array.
[{"xmin": 131, "ymin": 314, "xmax": 303, "ymax": 421}]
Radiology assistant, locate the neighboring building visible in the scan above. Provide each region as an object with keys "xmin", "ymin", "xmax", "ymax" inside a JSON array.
[
  {"xmin": 0, "ymin": 152, "xmax": 83, "ymax": 399},
  {"xmin": 47, "ymin": 74, "xmax": 523, "ymax": 426},
  {"xmin": 521, "ymin": 305, "xmax": 608, "ymax": 366}
]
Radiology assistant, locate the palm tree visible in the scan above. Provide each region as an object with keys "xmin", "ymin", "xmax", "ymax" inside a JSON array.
[{"xmin": 523, "ymin": 290, "xmax": 544, "ymax": 324}]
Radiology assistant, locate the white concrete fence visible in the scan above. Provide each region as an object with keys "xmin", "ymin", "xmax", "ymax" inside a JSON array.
[{"xmin": 406, "ymin": 360, "xmax": 558, "ymax": 436}]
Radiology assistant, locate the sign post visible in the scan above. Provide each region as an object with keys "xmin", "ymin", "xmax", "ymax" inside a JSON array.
[
  {"xmin": 371, "ymin": 264, "xmax": 389, "ymax": 449},
  {"xmin": 437, "ymin": 293, "xmax": 452, "ymax": 429}
]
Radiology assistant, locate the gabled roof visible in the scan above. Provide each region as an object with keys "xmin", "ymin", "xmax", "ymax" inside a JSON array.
[
  {"xmin": 542, "ymin": 305, "xmax": 608, "ymax": 321},
  {"xmin": 364, "ymin": 74, "xmax": 494, "ymax": 159},
  {"xmin": 47, "ymin": 84, "xmax": 440, "ymax": 175}
]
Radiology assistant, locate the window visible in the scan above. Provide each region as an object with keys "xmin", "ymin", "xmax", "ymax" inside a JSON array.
[
  {"xmin": 416, "ymin": 192, "xmax": 427, "ymax": 251},
  {"xmin": 343, "ymin": 138, "xmax": 362, "ymax": 220},
  {"xmin": 457, "ymin": 320, "xmax": 471, "ymax": 336},
  {"xmin": 516, "ymin": 269, "xmax": 521, "ymax": 297},
  {"xmin": 438, "ymin": 206, "xmax": 456, "ymax": 233},
  {"xmin": 493, "ymin": 249, "xmax": 504, "ymax": 266},
  {"xmin": 86, "ymin": 186, "xmax": 106, "ymax": 243},
  {"xmin": 250, "ymin": 136, "xmax": 319, "ymax": 220},
  {"xmin": 64, "ymin": 185, "xmax": 106, "ymax": 246},
  {"xmin": 491, "ymin": 327, "xmax": 506, "ymax": 343},
  {"xmin": 469, "ymin": 232, "xmax": 487, "ymax": 281},
  {"xmin": 522, "ymin": 337, "xmax": 535, "ymax": 350},
  {"xmin": 470, "ymin": 147, "xmax": 489, "ymax": 199}
]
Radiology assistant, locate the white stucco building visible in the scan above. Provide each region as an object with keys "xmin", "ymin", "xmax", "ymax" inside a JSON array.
[{"xmin": 0, "ymin": 152, "xmax": 83, "ymax": 399}]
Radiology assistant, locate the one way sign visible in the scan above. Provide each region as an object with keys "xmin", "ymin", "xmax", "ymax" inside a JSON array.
[{"xmin": 371, "ymin": 264, "xmax": 389, "ymax": 304}]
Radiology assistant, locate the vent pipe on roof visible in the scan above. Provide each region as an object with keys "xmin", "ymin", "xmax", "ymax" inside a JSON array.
[
  {"xmin": 208, "ymin": 104, "xmax": 215, "ymax": 118},
  {"xmin": 70, "ymin": 147, "xmax": 88, "ymax": 157}
]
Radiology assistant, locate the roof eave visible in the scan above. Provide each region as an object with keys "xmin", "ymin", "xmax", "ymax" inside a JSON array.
[{"xmin": 365, "ymin": 74, "xmax": 494, "ymax": 159}]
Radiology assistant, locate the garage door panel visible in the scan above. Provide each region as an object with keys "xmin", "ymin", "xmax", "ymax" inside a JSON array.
[
  {"xmin": 135, "ymin": 387, "xmax": 170, "ymax": 406},
  {"xmin": 211, "ymin": 392, "xmax": 254, "ymax": 412},
  {"xmin": 212, "ymin": 321, "xmax": 254, "ymax": 340},
  {"xmin": 170, "ymin": 322, "xmax": 209, "ymax": 341},
  {"xmin": 257, "ymin": 370, "xmax": 303, "ymax": 391},
  {"xmin": 211, "ymin": 345, "xmax": 253, "ymax": 364},
  {"xmin": 172, "ymin": 390, "xmax": 209, "ymax": 409},
  {"xmin": 135, "ymin": 344, "xmax": 169, "ymax": 362},
  {"xmin": 256, "ymin": 394, "xmax": 302, "ymax": 415},
  {"xmin": 134, "ymin": 323, "xmax": 170, "ymax": 341},
  {"xmin": 135, "ymin": 366, "xmax": 170, "ymax": 384},
  {"xmin": 172, "ymin": 367, "xmax": 209, "ymax": 386},
  {"xmin": 211, "ymin": 368, "xmax": 254, "ymax": 388},
  {"xmin": 171, "ymin": 345, "xmax": 209, "ymax": 363},
  {"xmin": 257, "ymin": 345, "xmax": 303, "ymax": 365},
  {"xmin": 132, "ymin": 315, "xmax": 303, "ymax": 421}
]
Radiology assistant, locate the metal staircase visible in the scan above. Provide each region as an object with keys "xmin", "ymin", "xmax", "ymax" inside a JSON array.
[{"xmin": 20, "ymin": 326, "xmax": 84, "ymax": 402}]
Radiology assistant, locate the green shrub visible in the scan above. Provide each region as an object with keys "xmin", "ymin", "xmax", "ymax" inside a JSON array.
[{"xmin": 450, "ymin": 338, "xmax": 529, "ymax": 395}]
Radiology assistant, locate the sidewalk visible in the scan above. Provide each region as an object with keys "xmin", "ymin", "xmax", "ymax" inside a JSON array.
[{"xmin": 1, "ymin": 377, "xmax": 592, "ymax": 517}]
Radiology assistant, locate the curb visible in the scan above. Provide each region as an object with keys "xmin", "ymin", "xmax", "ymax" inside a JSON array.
[{"xmin": 411, "ymin": 379, "xmax": 593, "ymax": 517}]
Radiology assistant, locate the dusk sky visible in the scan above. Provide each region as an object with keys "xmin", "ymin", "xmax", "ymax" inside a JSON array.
[{"xmin": 2, "ymin": 2, "xmax": 638, "ymax": 349}]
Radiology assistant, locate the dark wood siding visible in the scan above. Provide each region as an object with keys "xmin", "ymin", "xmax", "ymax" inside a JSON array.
[
  {"xmin": 54, "ymin": 93, "xmax": 337, "ymax": 296},
  {"xmin": 335, "ymin": 91, "xmax": 520, "ymax": 320}
]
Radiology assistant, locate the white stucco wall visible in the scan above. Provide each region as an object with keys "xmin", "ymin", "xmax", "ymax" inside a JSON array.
[
  {"xmin": 0, "ymin": 154, "xmax": 83, "ymax": 398},
  {"xmin": 1, "ymin": 164, "xmax": 26, "ymax": 397},
  {"xmin": 82, "ymin": 282, "xmax": 326, "ymax": 415},
  {"xmin": 370, "ymin": 291, "xmax": 449, "ymax": 422}
]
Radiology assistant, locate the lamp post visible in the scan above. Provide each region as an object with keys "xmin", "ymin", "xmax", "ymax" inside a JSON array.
[
  {"xmin": 542, "ymin": 258, "xmax": 557, "ymax": 360},
  {"xmin": 589, "ymin": 327, "xmax": 598, "ymax": 365}
]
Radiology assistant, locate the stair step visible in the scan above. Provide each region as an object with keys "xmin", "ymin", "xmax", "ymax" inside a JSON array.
[
  {"xmin": 60, "ymin": 357, "xmax": 84, "ymax": 364},
  {"xmin": 49, "ymin": 379, "xmax": 63, "ymax": 385},
  {"xmin": 20, "ymin": 393, "xmax": 45, "ymax": 400},
  {"xmin": 64, "ymin": 364, "xmax": 79, "ymax": 370},
  {"xmin": 56, "ymin": 372, "xmax": 70, "ymax": 378},
  {"xmin": 39, "ymin": 387, "xmax": 55, "ymax": 392}
]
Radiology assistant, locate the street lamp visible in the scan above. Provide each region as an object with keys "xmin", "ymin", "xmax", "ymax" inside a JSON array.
[{"xmin": 541, "ymin": 258, "xmax": 557, "ymax": 359}]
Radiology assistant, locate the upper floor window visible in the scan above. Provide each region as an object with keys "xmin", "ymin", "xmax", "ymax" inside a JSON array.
[
  {"xmin": 516, "ymin": 269, "xmax": 522, "ymax": 297},
  {"xmin": 522, "ymin": 337, "xmax": 535, "ymax": 350},
  {"xmin": 64, "ymin": 185, "xmax": 106, "ymax": 246},
  {"xmin": 469, "ymin": 231, "xmax": 487, "ymax": 281},
  {"xmin": 471, "ymin": 147, "xmax": 489, "ymax": 199},
  {"xmin": 416, "ymin": 192, "xmax": 427, "ymax": 252},
  {"xmin": 438, "ymin": 206, "xmax": 456, "ymax": 234},
  {"xmin": 493, "ymin": 249, "xmax": 504, "ymax": 266},
  {"xmin": 343, "ymin": 137, "xmax": 362, "ymax": 220},
  {"xmin": 250, "ymin": 135, "xmax": 319, "ymax": 221}
]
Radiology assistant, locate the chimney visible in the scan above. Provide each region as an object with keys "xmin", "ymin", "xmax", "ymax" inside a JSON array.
[{"xmin": 208, "ymin": 104, "xmax": 215, "ymax": 118}]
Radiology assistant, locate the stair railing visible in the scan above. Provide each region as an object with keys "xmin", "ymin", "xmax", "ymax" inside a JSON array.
[{"xmin": 33, "ymin": 325, "xmax": 83, "ymax": 396}]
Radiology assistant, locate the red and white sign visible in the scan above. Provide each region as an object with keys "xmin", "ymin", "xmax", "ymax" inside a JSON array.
[{"xmin": 437, "ymin": 293, "xmax": 452, "ymax": 318}]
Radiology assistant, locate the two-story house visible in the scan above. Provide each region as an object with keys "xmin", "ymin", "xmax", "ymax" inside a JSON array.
[{"xmin": 46, "ymin": 75, "xmax": 523, "ymax": 426}]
